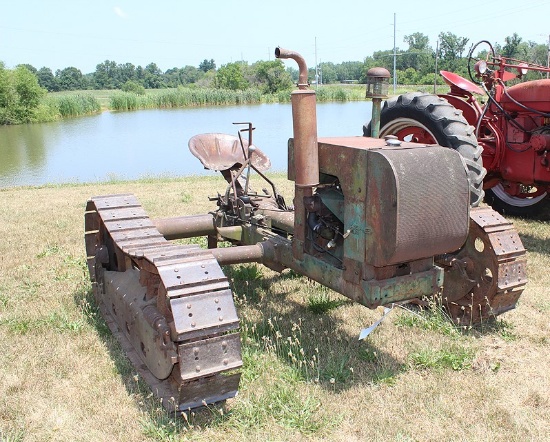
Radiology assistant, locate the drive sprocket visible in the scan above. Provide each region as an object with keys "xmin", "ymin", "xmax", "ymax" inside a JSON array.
[{"xmin": 436, "ymin": 206, "xmax": 527, "ymax": 325}]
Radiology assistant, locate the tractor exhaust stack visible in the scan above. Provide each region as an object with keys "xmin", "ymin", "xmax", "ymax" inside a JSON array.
[{"xmin": 275, "ymin": 47, "xmax": 319, "ymax": 259}]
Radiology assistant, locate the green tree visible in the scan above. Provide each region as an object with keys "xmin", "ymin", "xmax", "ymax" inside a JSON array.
[
  {"xmin": 252, "ymin": 60, "xmax": 292, "ymax": 93},
  {"xmin": 94, "ymin": 60, "xmax": 118, "ymax": 89},
  {"xmin": 56, "ymin": 67, "xmax": 86, "ymax": 90},
  {"xmin": 404, "ymin": 33, "xmax": 430, "ymax": 51},
  {"xmin": 199, "ymin": 59, "xmax": 216, "ymax": 72},
  {"xmin": 502, "ymin": 33, "xmax": 523, "ymax": 59},
  {"xmin": 438, "ymin": 32, "xmax": 469, "ymax": 72},
  {"xmin": 118, "ymin": 62, "xmax": 136, "ymax": 85},
  {"xmin": 216, "ymin": 62, "xmax": 248, "ymax": 90},
  {"xmin": 143, "ymin": 63, "xmax": 163, "ymax": 88},
  {"xmin": 403, "ymin": 33, "xmax": 434, "ymax": 75},
  {"xmin": 17, "ymin": 64, "xmax": 37, "ymax": 75},
  {"xmin": 0, "ymin": 63, "xmax": 46, "ymax": 124},
  {"xmin": 37, "ymin": 67, "xmax": 58, "ymax": 91},
  {"xmin": 318, "ymin": 62, "xmax": 337, "ymax": 84},
  {"xmin": 180, "ymin": 65, "xmax": 202, "ymax": 84},
  {"xmin": 336, "ymin": 61, "xmax": 364, "ymax": 82},
  {"xmin": 121, "ymin": 80, "xmax": 145, "ymax": 95}
]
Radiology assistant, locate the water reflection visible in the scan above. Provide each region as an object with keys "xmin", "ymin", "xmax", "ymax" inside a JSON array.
[{"xmin": 0, "ymin": 101, "xmax": 372, "ymax": 187}]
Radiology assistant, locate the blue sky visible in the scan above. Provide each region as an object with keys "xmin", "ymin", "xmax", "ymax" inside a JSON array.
[{"xmin": 1, "ymin": 0, "xmax": 548, "ymax": 73}]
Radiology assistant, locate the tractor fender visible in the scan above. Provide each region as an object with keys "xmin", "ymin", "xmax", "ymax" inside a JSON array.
[{"xmin": 438, "ymin": 94, "xmax": 480, "ymax": 127}]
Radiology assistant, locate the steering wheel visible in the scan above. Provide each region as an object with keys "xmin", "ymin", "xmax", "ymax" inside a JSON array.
[{"xmin": 467, "ymin": 40, "xmax": 496, "ymax": 84}]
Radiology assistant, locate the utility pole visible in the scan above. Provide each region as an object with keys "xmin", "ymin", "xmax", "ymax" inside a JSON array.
[
  {"xmin": 315, "ymin": 37, "xmax": 319, "ymax": 89},
  {"xmin": 434, "ymin": 38, "xmax": 439, "ymax": 93},
  {"xmin": 393, "ymin": 13, "xmax": 397, "ymax": 94},
  {"xmin": 547, "ymin": 34, "xmax": 549, "ymax": 79}
]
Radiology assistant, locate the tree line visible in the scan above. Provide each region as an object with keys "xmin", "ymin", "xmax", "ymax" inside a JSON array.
[
  {"xmin": 1, "ymin": 32, "xmax": 547, "ymax": 124},
  {"xmin": 13, "ymin": 32, "xmax": 547, "ymax": 94}
]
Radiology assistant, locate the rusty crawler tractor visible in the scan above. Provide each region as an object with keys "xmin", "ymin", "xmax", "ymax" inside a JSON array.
[
  {"xmin": 365, "ymin": 40, "xmax": 550, "ymax": 217},
  {"xmin": 85, "ymin": 47, "xmax": 527, "ymax": 412}
]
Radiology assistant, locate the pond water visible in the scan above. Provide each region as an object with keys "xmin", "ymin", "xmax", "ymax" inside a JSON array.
[{"xmin": 0, "ymin": 101, "xmax": 372, "ymax": 187}]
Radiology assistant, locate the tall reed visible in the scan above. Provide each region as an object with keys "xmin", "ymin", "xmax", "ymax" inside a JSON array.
[{"xmin": 42, "ymin": 94, "xmax": 101, "ymax": 119}]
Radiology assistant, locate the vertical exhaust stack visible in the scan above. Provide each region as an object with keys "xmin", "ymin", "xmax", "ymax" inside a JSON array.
[
  {"xmin": 275, "ymin": 47, "xmax": 319, "ymax": 188},
  {"xmin": 275, "ymin": 47, "xmax": 319, "ymax": 259}
]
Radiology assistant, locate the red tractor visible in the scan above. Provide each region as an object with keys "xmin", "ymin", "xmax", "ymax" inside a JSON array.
[{"xmin": 365, "ymin": 40, "xmax": 550, "ymax": 216}]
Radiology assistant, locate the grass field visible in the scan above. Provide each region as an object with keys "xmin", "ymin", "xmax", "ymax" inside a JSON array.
[{"xmin": 0, "ymin": 175, "xmax": 549, "ymax": 442}]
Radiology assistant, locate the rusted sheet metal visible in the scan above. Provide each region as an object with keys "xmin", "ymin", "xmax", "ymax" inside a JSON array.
[
  {"xmin": 158, "ymin": 259, "xmax": 227, "ymax": 292},
  {"xmin": 104, "ymin": 269, "xmax": 177, "ymax": 379},
  {"xmin": 188, "ymin": 133, "xmax": 271, "ymax": 172},
  {"xmin": 170, "ymin": 289, "xmax": 239, "ymax": 341},
  {"xmin": 176, "ymin": 373, "xmax": 241, "ymax": 411},
  {"xmin": 178, "ymin": 333, "xmax": 242, "ymax": 381}
]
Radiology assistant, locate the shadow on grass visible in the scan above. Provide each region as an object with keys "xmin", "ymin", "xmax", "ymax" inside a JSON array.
[
  {"xmin": 72, "ymin": 265, "xmax": 404, "ymax": 433},
  {"xmin": 227, "ymin": 268, "xmax": 406, "ymax": 394},
  {"xmin": 518, "ymin": 232, "xmax": 550, "ymax": 257}
]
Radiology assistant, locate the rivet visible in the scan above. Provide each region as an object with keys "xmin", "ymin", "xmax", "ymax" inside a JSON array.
[
  {"xmin": 223, "ymin": 359, "xmax": 228, "ymax": 365},
  {"xmin": 193, "ymin": 347, "xmax": 199, "ymax": 355},
  {"xmin": 196, "ymin": 366, "xmax": 201, "ymax": 372},
  {"xmin": 214, "ymin": 298, "xmax": 219, "ymax": 303},
  {"xmin": 219, "ymin": 316, "xmax": 223, "ymax": 321},
  {"xmin": 187, "ymin": 303, "xmax": 192, "ymax": 309},
  {"xmin": 221, "ymin": 341, "xmax": 227, "ymax": 348},
  {"xmin": 191, "ymin": 322, "xmax": 196, "ymax": 327}
]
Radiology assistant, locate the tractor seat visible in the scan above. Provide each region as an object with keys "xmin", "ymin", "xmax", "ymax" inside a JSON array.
[{"xmin": 188, "ymin": 133, "xmax": 271, "ymax": 172}]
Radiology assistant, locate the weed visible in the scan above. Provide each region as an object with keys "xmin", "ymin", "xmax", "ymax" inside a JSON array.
[
  {"xmin": 45, "ymin": 310, "xmax": 85, "ymax": 332},
  {"xmin": 280, "ymin": 269, "xmax": 302, "ymax": 280},
  {"xmin": 36, "ymin": 243, "xmax": 61, "ymax": 258},
  {"xmin": 0, "ymin": 292, "xmax": 8, "ymax": 309},
  {"xmin": 229, "ymin": 374, "xmax": 329, "ymax": 434},
  {"xmin": 319, "ymin": 353, "xmax": 352, "ymax": 383},
  {"xmin": 395, "ymin": 300, "xmax": 460, "ymax": 338},
  {"xmin": 535, "ymin": 301, "xmax": 550, "ymax": 313},
  {"xmin": 470, "ymin": 317, "xmax": 518, "ymax": 341},
  {"xmin": 180, "ymin": 191, "xmax": 192, "ymax": 203},
  {"xmin": 307, "ymin": 290, "xmax": 346, "ymax": 314},
  {"xmin": 409, "ymin": 344, "xmax": 475, "ymax": 371},
  {"xmin": 0, "ymin": 317, "xmax": 32, "ymax": 334},
  {"xmin": 231, "ymin": 264, "xmax": 263, "ymax": 282},
  {"xmin": 77, "ymin": 289, "xmax": 111, "ymax": 338},
  {"xmin": 0, "ymin": 429, "xmax": 25, "ymax": 442},
  {"xmin": 357, "ymin": 347, "xmax": 378, "ymax": 363},
  {"xmin": 372, "ymin": 368, "xmax": 399, "ymax": 386},
  {"xmin": 242, "ymin": 316, "xmax": 320, "ymax": 383}
]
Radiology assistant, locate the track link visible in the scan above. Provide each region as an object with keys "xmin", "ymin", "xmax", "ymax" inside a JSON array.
[
  {"xmin": 85, "ymin": 194, "xmax": 242, "ymax": 411},
  {"xmin": 437, "ymin": 206, "xmax": 527, "ymax": 325}
]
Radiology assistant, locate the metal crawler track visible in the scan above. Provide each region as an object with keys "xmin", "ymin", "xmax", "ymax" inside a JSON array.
[
  {"xmin": 85, "ymin": 194, "xmax": 242, "ymax": 411},
  {"xmin": 437, "ymin": 206, "xmax": 528, "ymax": 325}
]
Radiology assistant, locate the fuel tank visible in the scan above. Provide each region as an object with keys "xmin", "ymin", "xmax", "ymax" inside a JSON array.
[{"xmin": 500, "ymin": 79, "xmax": 550, "ymax": 113}]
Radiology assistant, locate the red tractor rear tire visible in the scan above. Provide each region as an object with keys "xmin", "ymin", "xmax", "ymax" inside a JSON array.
[
  {"xmin": 484, "ymin": 185, "xmax": 548, "ymax": 217},
  {"xmin": 364, "ymin": 92, "xmax": 486, "ymax": 207}
]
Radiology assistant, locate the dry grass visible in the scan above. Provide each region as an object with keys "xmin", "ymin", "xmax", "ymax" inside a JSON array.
[{"xmin": 0, "ymin": 175, "xmax": 549, "ymax": 442}]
